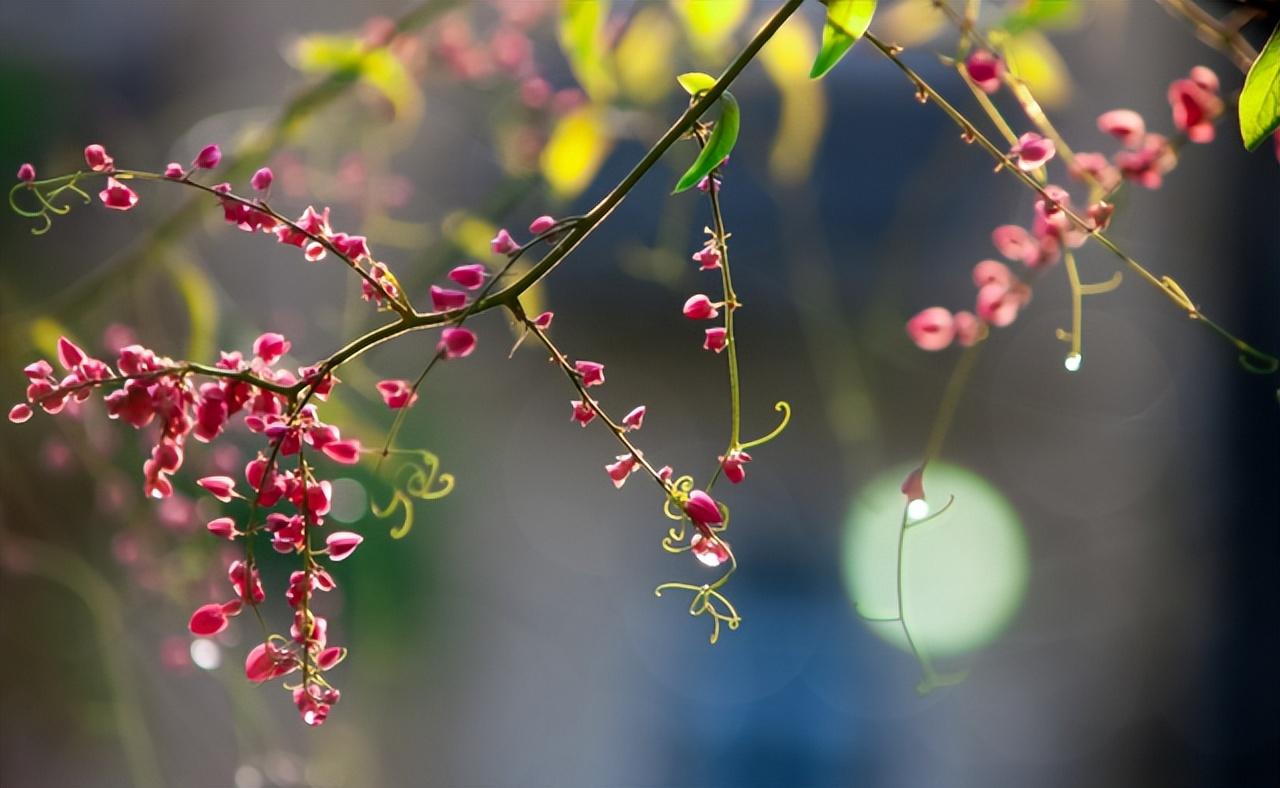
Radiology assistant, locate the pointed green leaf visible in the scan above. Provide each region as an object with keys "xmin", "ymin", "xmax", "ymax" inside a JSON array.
[
  {"xmin": 677, "ymin": 71, "xmax": 717, "ymax": 96},
  {"xmin": 673, "ymin": 91, "xmax": 740, "ymax": 193},
  {"xmin": 1240, "ymin": 22, "xmax": 1280, "ymax": 151},
  {"xmin": 810, "ymin": 0, "xmax": 877, "ymax": 79}
]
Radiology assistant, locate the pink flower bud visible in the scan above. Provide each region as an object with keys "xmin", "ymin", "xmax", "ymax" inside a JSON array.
[
  {"xmin": 528, "ymin": 215, "xmax": 556, "ymax": 234},
  {"xmin": 703, "ymin": 327, "xmax": 728, "ymax": 353},
  {"xmin": 164, "ymin": 162, "xmax": 185, "ymax": 179},
  {"xmin": 683, "ymin": 294, "xmax": 719, "ymax": 320},
  {"xmin": 1088, "ymin": 200, "xmax": 1114, "ymax": 232},
  {"xmin": 16, "ymin": 163, "xmax": 35, "ymax": 182},
  {"xmin": 972, "ymin": 260, "xmax": 1013, "ymax": 289},
  {"xmin": 490, "ymin": 228, "xmax": 517, "ymax": 255},
  {"xmin": 901, "ymin": 465, "xmax": 926, "ymax": 502},
  {"xmin": 430, "ymin": 285, "xmax": 468, "ymax": 311},
  {"xmin": 570, "ymin": 400, "xmax": 595, "ymax": 427},
  {"xmin": 520, "ymin": 77, "xmax": 551, "ymax": 108},
  {"xmin": 8, "ymin": 404, "xmax": 33, "ymax": 423},
  {"xmin": 905, "ymin": 307, "xmax": 955, "ymax": 351},
  {"xmin": 605, "ymin": 454, "xmax": 638, "ymax": 488},
  {"xmin": 438, "ymin": 327, "xmax": 477, "ymax": 359},
  {"xmin": 197, "ymin": 475, "xmax": 237, "ymax": 502},
  {"xmin": 574, "ymin": 360, "xmax": 605, "ymax": 387},
  {"xmin": 953, "ymin": 311, "xmax": 982, "ymax": 347},
  {"xmin": 991, "ymin": 225, "xmax": 1039, "ymax": 266},
  {"xmin": 207, "ymin": 517, "xmax": 237, "ymax": 540},
  {"xmin": 692, "ymin": 247, "xmax": 721, "ymax": 270},
  {"xmin": 690, "ymin": 533, "xmax": 731, "ymax": 567},
  {"xmin": 98, "ymin": 177, "xmax": 138, "ymax": 210},
  {"xmin": 326, "ymin": 531, "xmax": 364, "ymax": 561},
  {"xmin": 1189, "ymin": 65, "xmax": 1219, "ymax": 94},
  {"xmin": 321, "ymin": 439, "xmax": 363, "ymax": 465},
  {"xmin": 194, "ymin": 144, "xmax": 222, "ymax": 169},
  {"xmin": 1009, "ymin": 132, "xmax": 1055, "ymax": 171},
  {"xmin": 188, "ymin": 603, "xmax": 229, "ymax": 636},
  {"xmin": 684, "ymin": 490, "xmax": 723, "ymax": 527},
  {"xmin": 251, "ymin": 167, "xmax": 274, "ymax": 190},
  {"xmin": 57, "ymin": 337, "xmax": 85, "ymax": 370},
  {"xmin": 1096, "ymin": 109, "xmax": 1145, "ymax": 148},
  {"xmin": 376, "ymin": 379, "xmax": 418, "ymax": 409},
  {"xmin": 719, "ymin": 450, "xmax": 752, "ymax": 484},
  {"xmin": 448, "ymin": 264, "xmax": 488, "ymax": 290},
  {"xmin": 965, "ymin": 50, "xmax": 1004, "ymax": 93},
  {"xmin": 84, "ymin": 144, "xmax": 114, "ymax": 172},
  {"xmin": 622, "ymin": 405, "xmax": 646, "ymax": 431},
  {"xmin": 532, "ymin": 311, "xmax": 555, "ymax": 330},
  {"xmin": 245, "ymin": 642, "xmax": 297, "ymax": 683},
  {"xmin": 253, "ymin": 332, "xmax": 290, "ymax": 365},
  {"xmin": 316, "ymin": 646, "xmax": 346, "ymax": 671},
  {"xmin": 975, "ymin": 283, "xmax": 1022, "ymax": 327},
  {"xmin": 1168, "ymin": 75, "xmax": 1222, "ymax": 144}
]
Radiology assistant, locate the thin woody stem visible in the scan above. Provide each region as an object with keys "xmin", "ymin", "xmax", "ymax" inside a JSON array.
[
  {"xmin": 517, "ymin": 306, "xmax": 674, "ymax": 497},
  {"xmin": 1156, "ymin": 0, "xmax": 1259, "ymax": 73}
]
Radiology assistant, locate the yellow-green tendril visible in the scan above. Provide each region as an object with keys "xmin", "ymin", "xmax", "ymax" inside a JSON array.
[
  {"xmin": 739, "ymin": 401, "xmax": 793, "ymax": 450},
  {"xmin": 371, "ymin": 449, "xmax": 456, "ymax": 538}
]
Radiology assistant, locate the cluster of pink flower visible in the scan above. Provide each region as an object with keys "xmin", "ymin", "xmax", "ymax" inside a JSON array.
[{"xmin": 909, "ymin": 58, "xmax": 1225, "ymax": 352}]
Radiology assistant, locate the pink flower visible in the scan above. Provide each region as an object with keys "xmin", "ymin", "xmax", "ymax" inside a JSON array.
[
  {"xmin": 245, "ymin": 642, "xmax": 298, "ymax": 683},
  {"xmin": 953, "ymin": 311, "xmax": 982, "ymax": 346},
  {"xmin": 321, "ymin": 439, "xmax": 362, "ymax": 464},
  {"xmin": 704, "ymin": 327, "xmax": 728, "ymax": 353},
  {"xmin": 1114, "ymin": 133, "xmax": 1176, "ymax": 189},
  {"xmin": 976, "ymin": 282, "xmax": 1023, "ymax": 327},
  {"xmin": 1168, "ymin": 75, "xmax": 1221, "ymax": 143},
  {"xmin": 1069, "ymin": 152, "xmax": 1120, "ymax": 191},
  {"xmin": 164, "ymin": 162, "xmax": 185, "ymax": 179},
  {"xmin": 438, "ymin": 327, "xmax": 477, "ymax": 359},
  {"xmin": 570, "ymin": 400, "xmax": 595, "ymax": 427},
  {"xmin": 197, "ymin": 475, "xmax": 237, "ymax": 502},
  {"xmin": 206, "ymin": 517, "xmax": 238, "ymax": 540},
  {"xmin": 251, "ymin": 167, "xmax": 274, "ymax": 190},
  {"xmin": 98, "ymin": 177, "xmax": 138, "ymax": 210},
  {"xmin": 683, "ymin": 294, "xmax": 719, "ymax": 320},
  {"xmin": 972, "ymin": 260, "xmax": 1013, "ymax": 290},
  {"xmin": 991, "ymin": 225, "xmax": 1040, "ymax": 266},
  {"xmin": 1009, "ymin": 132, "xmax": 1055, "ymax": 171},
  {"xmin": 8, "ymin": 404, "xmax": 33, "ymax": 424},
  {"xmin": 448, "ymin": 264, "xmax": 488, "ymax": 290},
  {"xmin": 719, "ymin": 450, "xmax": 752, "ymax": 484},
  {"xmin": 490, "ymin": 228, "xmax": 517, "ymax": 255},
  {"xmin": 57, "ymin": 337, "xmax": 85, "ymax": 369},
  {"xmin": 430, "ymin": 285, "xmax": 468, "ymax": 311},
  {"xmin": 1096, "ymin": 109, "xmax": 1145, "ymax": 148},
  {"xmin": 605, "ymin": 454, "xmax": 638, "ymax": 488},
  {"xmin": 521, "ymin": 78, "xmax": 551, "ymax": 108},
  {"xmin": 965, "ymin": 50, "xmax": 1004, "ymax": 93},
  {"xmin": 253, "ymin": 332, "xmax": 290, "ymax": 365},
  {"xmin": 906, "ymin": 307, "xmax": 955, "ymax": 351},
  {"xmin": 532, "ymin": 311, "xmax": 554, "ymax": 330},
  {"xmin": 690, "ymin": 533, "xmax": 731, "ymax": 567},
  {"xmin": 529, "ymin": 215, "xmax": 556, "ymax": 234},
  {"xmin": 574, "ymin": 360, "xmax": 605, "ymax": 387},
  {"xmin": 16, "ymin": 163, "xmax": 35, "ymax": 182},
  {"xmin": 622, "ymin": 405, "xmax": 646, "ymax": 431},
  {"xmin": 331, "ymin": 233, "xmax": 370, "ymax": 259},
  {"xmin": 1088, "ymin": 200, "xmax": 1114, "ymax": 232},
  {"xmin": 376, "ymin": 379, "xmax": 418, "ymax": 409},
  {"xmin": 692, "ymin": 247, "xmax": 721, "ymax": 270},
  {"xmin": 684, "ymin": 490, "xmax": 723, "ymax": 527},
  {"xmin": 1189, "ymin": 65, "xmax": 1219, "ymax": 93},
  {"xmin": 189, "ymin": 603, "xmax": 230, "ymax": 636},
  {"xmin": 84, "ymin": 144, "xmax": 114, "ymax": 172},
  {"xmin": 326, "ymin": 531, "xmax": 364, "ymax": 561},
  {"xmin": 194, "ymin": 144, "xmax": 222, "ymax": 169}
]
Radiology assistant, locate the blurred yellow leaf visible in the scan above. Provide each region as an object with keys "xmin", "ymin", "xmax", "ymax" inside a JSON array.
[
  {"xmin": 1003, "ymin": 32, "xmax": 1072, "ymax": 108},
  {"xmin": 442, "ymin": 212, "xmax": 498, "ymax": 260},
  {"xmin": 292, "ymin": 34, "xmax": 423, "ymax": 125},
  {"xmin": 615, "ymin": 7, "xmax": 678, "ymax": 105},
  {"xmin": 671, "ymin": 0, "xmax": 749, "ymax": 60},
  {"xmin": 166, "ymin": 254, "xmax": 218, "ymax": 362},
  {"xmin": 360, "ymin": 49, "xmax": 423, "ymax": 124},
  {"xmin": 293, "ymin": 34, "xmax": 365, "ymax": 74},
  {"xmin": 759, "ymin": 13, "xmax": 826, "ymax": 184},
  {"xmin": 878, "ymin": 0, "xmax": 947, "ymax": 48},
  {"xmin": 540, "ymin": 105, "xmax": 613, "ymax": 199},
  {"xmin": 29, "ymin": 317, "xmax": 73, "ymax": 360},
  {"xmin": 559, "ymin": 0, "xmax": 617, "ymax": 101}
]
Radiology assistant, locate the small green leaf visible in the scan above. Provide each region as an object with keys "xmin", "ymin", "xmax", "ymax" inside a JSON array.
[
  {"xmin": 810, "ymin": 0, "xmax": 877, "ymax": 79},
  {"xmin": 673, "ymin": 91, "xmax": 740, "ymax": 194},
  {"xmin": 677, "ymin": 71, "xmax": 716, "ymax": 96},
  {"xmin": 1240, "ymin": 22, "xmax": 1280, "ymax": 151},
  {"xmin": 999, "ymin": 0, "xmax": 1080, "ymax": 37}
]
